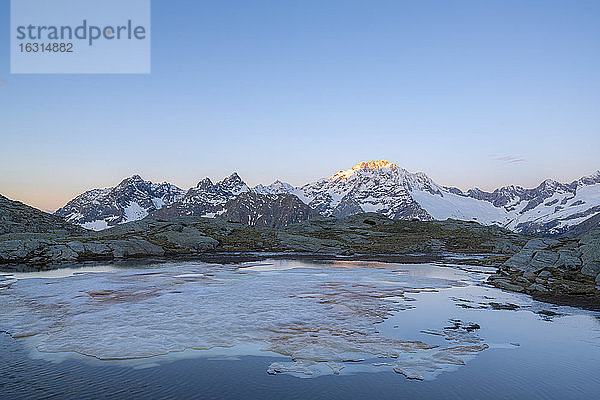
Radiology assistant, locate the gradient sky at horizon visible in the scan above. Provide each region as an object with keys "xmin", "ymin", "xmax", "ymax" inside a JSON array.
[{"xmin": 1, "ymin": 0, "xmax": 599, "ymax": 210}]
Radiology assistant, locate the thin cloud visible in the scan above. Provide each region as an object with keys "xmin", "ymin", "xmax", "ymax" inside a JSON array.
[
  {"xmin": 495, "ymin": 155, "xmax": 528, "ymax": 164},
  {"xmin": 0, "ymin": 80, "xmax": 8, "ymax": 86}
]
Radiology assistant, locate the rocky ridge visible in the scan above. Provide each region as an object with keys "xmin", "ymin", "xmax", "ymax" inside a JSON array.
[{"xmin": 0, "ymin": 195, "xmax": 84, "ymax": 236}]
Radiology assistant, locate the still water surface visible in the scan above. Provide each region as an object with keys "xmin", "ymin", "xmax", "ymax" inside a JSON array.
[{"xmin": 1, "ymin": 260, "xmax": 599, "ymax": 399}]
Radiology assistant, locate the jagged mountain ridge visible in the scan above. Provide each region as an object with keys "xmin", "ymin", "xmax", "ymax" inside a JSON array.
[
  {"xmin": 252, "ymin": 161, "xmax": 600, "ymax": 235},
  {"xmin": 152, "ymin": 173, "xmax": 249, "ymax": 219},
  {"xmin": 54, "ymin": 161, "xmax": 600, "ymax": 235},
  {"xmin": 448, "ymin": 172, "xmax": 600, "ymax": 234},
  {"xmin": 54, "ymin": 175, "xmax": 185, "ymax": 230}
]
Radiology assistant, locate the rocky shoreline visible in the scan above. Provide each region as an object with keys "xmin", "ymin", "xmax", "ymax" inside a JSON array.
[
  {"xmin": 2, "ymin": 194, "xmax": 599, "ymax": 309},
  {"xmin": 487, "ymin": 229, "xmax": 600, "ymax": 310},
  {"xmin": 0, "ymin": 212, "xmax": 522, "ymax": 266}
]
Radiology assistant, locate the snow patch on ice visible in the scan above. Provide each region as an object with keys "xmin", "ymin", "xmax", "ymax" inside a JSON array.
[{"xmin": 0, "ymin": 260, "xmax": 491, "ymax": 381}]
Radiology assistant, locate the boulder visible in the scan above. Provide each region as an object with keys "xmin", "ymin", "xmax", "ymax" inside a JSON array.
[
  {"xmin": 528, "ymin": 283, "xmax": 550, "ymax": 293},
  {"xmin": 107, "ymin": 240, "xmax": 165, "ymax": 258},
  {"xmin": 579, "ymin": 243, "xmax": 600, "ymax": 277},
  {"xmin": 82, "ymin": 242, "xmax": 112, "ymax": 256},
  {"xmin": 503, "ymin": 238, "xmax": 561, "ymax": 272},
  {"xmin": 528, "ymin": 250, "xmax": 560, "ymax": 271},
  {"xmin": 0, "ymin": 238, "xmax": 47, "ymax": 261},
  {"xmin": 493, "ymin": 279, "xmax": 524, "ymax": 292},
  {"xmin": 38, "ymin": 244, "xmax": 79, "ymax": 262},
  {"xmin": 556, "ymin": 249, "xmax": 582, "ymax": 270},
  {"xmin": 156, "ymin": 227, "xmax": 219, "ymax": 251},
  {"xmin": 276, "ymin": 232, "xmax": 347, "ymax": 253}
]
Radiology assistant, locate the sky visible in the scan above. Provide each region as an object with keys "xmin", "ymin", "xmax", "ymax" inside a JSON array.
[{"xmin": 1, "ymin": 0, "xmax": 599, "ymax": 210}]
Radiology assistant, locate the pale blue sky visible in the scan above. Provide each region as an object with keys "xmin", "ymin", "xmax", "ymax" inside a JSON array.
[{"xmin": 1, "ymin": 0, "xmax": 599, "ymax": 210}]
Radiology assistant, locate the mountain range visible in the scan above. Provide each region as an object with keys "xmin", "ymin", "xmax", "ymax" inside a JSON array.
[{"xmin": 54, "ymin": 160, "xmax": 600, "ymax": 235}]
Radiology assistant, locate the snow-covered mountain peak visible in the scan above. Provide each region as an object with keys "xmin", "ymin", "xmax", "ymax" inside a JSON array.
[
  {"xmin": 253, "ymin": 180, "xmax": 296, "ymax": 194},
  {"xmin": 196, "ymin": 177, "xmax": 214, "ymax": 189},
  {"xmin": 540, "ymin": 179, "xmax": 561, "ymax": 189},
  {"xmin": 117, "ymin": 174, "xmax": 145, "ymax": 187},
  {"xmin": 219, "ymin": 172, "xmax": 249, "ymax": 195},
  {"xmin": 400, "ymin": 170, "xmax": 443, "ymax": 195},
  {"xmin": 331, "ymin": 160, "xmax": 399, "ymax": 180},
  {"xmin": 578, "ymin": 170, "xmax": 600, "ymax": 186},
  {"xmin": 223, "ymin": 172, "xmax": 243, "ymax": 183},
  {"xmin": 55, "ymin": 176, "xmax": 186, "ymax": 230},
  {"xmin": 297, "ymin": 162, "xmax": 432, "ymax": 220},
  {"xmin": 271, "ymin": 179, "xmax": 294, "ymax": 189}
]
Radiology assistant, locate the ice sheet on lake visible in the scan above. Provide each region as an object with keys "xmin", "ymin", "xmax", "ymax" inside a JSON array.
[{"xmin": 1, "ymin": 260, "xmax": 491, "ymax": 380}]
